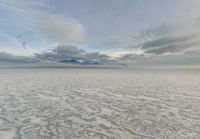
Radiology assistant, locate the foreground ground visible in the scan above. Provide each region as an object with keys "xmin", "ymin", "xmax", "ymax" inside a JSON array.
[{"xmin": 0, "ymin": 69, "xmax": 199, "ymax": 139}]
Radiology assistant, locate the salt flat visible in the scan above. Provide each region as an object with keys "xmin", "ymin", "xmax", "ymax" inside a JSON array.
[{"xmin": 0, "ymin": 69, "xmax": 199, "ymax": 139}]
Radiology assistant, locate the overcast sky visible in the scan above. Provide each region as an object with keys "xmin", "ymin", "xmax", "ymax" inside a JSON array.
[{"xmin": 0, "ymin": 0, "xmax": 200, "ymax": 68}]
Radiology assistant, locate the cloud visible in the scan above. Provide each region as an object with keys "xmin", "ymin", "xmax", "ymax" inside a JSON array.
[
  {"xmin": 0, "ymin": 52, "xmax": 38, "ymax": 63},
  {"xmin": 0, "ymin": 44, "xmax": 116, "ymax": 67},
  {"xmin": 129, "ymin": 24, "xmax": 175, "ymax": 49},
  {"xmin": 114, "ymin": 17, "xmax": 200, "ymax": 67},
  {"xmin": 0, "ymin": 0, "xmax": 86, "ymax": 44},
  {"xmin": 40, "ymin": 16, "xmax": 85, "ymax": 44},
  {"xmin": 143, "ymin": 33, "xmax": 200, "ymax": 54},
  {"xmin": 128, "ymin": 19, "xmax": 200, "ymax": 56},
  {"xmin": 119, "ymin": 53, "xmax": 144, "ymax": 61},
  {"xmin": 35, "ymin": 44, "xmax": 114, "ymax": 65},
  {"xmin": 35, "ymin": 45, "xmax": 84, "ymax": 61}
]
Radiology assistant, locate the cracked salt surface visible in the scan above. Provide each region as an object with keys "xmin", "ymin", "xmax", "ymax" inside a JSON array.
[{"xmin": 0, "ymin": 69, "xmax": 200, "ymax": 139}]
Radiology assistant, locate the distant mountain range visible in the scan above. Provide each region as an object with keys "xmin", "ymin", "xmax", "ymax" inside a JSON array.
[{"xmin": 59, "ymin": 59, "xmax": 101, "ymax": 65}]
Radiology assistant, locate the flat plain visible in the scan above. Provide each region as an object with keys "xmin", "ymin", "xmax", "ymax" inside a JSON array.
[{"xmin": 0, "ymin": 69, "xmax": 199, "ymax": 139}]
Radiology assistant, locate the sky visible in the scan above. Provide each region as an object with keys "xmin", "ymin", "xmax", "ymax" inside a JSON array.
[{"xmin": 0, "ymin": 0, "xmax": 200, "ymax": 68}]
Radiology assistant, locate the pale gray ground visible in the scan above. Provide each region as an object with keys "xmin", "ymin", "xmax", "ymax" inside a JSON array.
[{"xmin": 0, "ymin": 69, "xmax": 199, "ymax": 139}]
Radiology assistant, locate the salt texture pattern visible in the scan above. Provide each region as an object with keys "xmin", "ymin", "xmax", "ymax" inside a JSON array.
[{"xmin": 0, "ymin": 69, "xmax": 199, "ymax": 139}]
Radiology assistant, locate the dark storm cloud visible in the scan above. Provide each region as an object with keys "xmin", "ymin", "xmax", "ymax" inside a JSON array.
[
  {"xmin": 0, "ymin": 44, "xmax": 116, "ymax": 66},
  {"xmin": 35, "ymin": 44, "xmax": 114, "ymax": 65},
  {"xmin": 35, "ymin": 45, "xmax": 85, "ymax": 61},
  {"xmin": 0, "ymin": 52, "xmax": 38, "ymax": 63}
]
